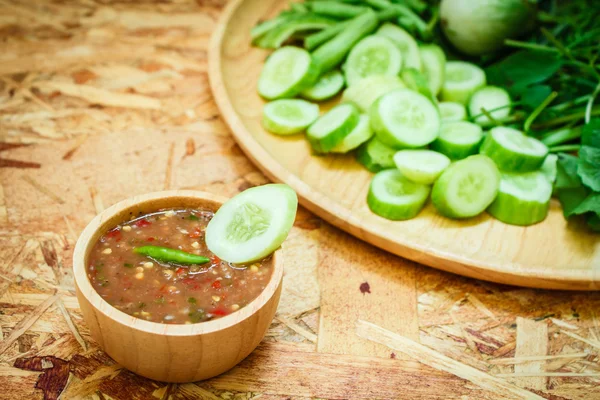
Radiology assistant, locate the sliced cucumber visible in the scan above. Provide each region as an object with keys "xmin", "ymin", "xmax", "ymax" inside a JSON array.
[
  {"xmin": 487, "ymin": 171, "xmax": 552, "ymax": 226},
  {"xmin": 331, "ymin": 115, "xmax": 373, "ymax": 153},
  {"xmin": 540, "ymin": 154, "xmax": 558, "ymax": 183},
  {"xmin": 431, "ymin": 155, "xmax": 500, "ymax": 219},
  {"xmin": 469, "ymin": 86, "xmax": 511, "ymax": 123},
  {"xmin": 205, "ymin": 184, "xmax": 298, "ymax": 263},
  {"xmin": 343, "ymin": 35, "xmax": 403, "ymax": 87},
  {"xmin": 300, "ymin": 70, "xmax": 345, "ymax": 101},
  {"xmin": 341, "ymin": 75, "xmax": 405, "ymax": 112},
  {"xmin": 441, "ymin": 61, "xmax": 486, "ymax": 105},
  {"xmin": 430, "ymin": 121, "xmax": 483, "ymax": 160},
  {"xmin": 370, "ymin": 89, "xmax": 440, "ymax": 148},
  {"xmin": 262, "ymin": 99, "xmax": 320, "ymax": 135},
  {"xmin": 401, "ymin": 68, "xmax": 436, "ymax": 104},
  {"xmin": 439, "ymin": 102, "xmax": 467, "ymax": 122},
  {"xmin": 376, "ymin": 23, "xmax": 421, "ymax": 71},
  {"xmin": 307, "ymin": 103, "xmax": 360, "ymax": 152},
  {"xmin": 367, "ymin": 169, "xmax": 431, "ymax": 220},
  {"xmin": 419, "ymin": 44, "xmax": 446, "ymax": 97},
  {"xmin": 479, "ymin": 127, "xmax": 549, "ymax": 172},
  {"xmin": 258, "ymin": 46, "xmax": 319, "ymax": 100},
  {"xmin": 356, "ymin": 137, "xmax": 397, "ymax": 172},
  {"xmin": 393, "ymin": 150, "xmax": 451, "ymax": 184}
]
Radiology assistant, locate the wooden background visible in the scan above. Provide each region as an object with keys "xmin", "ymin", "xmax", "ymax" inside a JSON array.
[{"xmin": 0, "ymin": 1, "xmax": 599, "ymax": 399}]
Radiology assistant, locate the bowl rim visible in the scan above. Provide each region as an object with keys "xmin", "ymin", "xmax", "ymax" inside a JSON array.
[{"xmin": 73, "ymin": 189, "xmax": 284, "ymax": 337}]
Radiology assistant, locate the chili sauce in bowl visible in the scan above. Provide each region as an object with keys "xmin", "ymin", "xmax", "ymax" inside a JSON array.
[{"xmin": 87, "ymin": 209, "xmax": 272, "ymax": 325}]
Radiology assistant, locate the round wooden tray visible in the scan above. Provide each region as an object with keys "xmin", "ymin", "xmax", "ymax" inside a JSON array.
[{"xmin": 208, "ymin": 0, "xmax": 600, "ymax": 290}]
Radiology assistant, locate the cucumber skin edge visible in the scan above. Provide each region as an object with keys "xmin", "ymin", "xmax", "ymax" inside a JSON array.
[
  {"xmin": 430, "ymin": 137, "xmax": 481, "ymax": 160},
  {"xmin": 479, "ymin": 133, "xmax": 547, "ymax": 173},
  {"xmin": 367, "ymin": 184, "xmax": 427, "ymax": 221},
  {"xmin": 307, "ymin": 106, "xmax": 360, "ymax": 153},
  {"xmin": 487, "ymin": 192, "xmax": 549, "ymax": 226}
]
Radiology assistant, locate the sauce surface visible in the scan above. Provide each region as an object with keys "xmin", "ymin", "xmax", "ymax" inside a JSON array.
[{"xmin": 87, "ymin": 209, "xmax": 272, "ymax": 324}]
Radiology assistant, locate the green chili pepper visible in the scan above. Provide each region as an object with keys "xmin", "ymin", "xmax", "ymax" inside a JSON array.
[{"xmin": 133, "ymin": 246, "xmax": 210, "ymax": 265}]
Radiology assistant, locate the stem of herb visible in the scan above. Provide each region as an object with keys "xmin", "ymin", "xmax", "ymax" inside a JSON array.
[
  {"xmin": 540, "ymin": 126, "xmax": 582, "ymax": 146},
  {"xmin": 548, "ymin": 95, "xmax": 591, "ymax": 112},
  {"xmin": 469, "ymin": 103, "xmax": 519, "ymax": 122},
  {"xmin": 504, "ymin": 40, "xmax": 558, "ymax": 53},
  {"xmin": 479, "ymin": 108, "xmax": 501, "ymax": 126},
  {"xmin": 585, "ymin": 82, "xmax": 600, "ymax": 124},
  {"xmin": 548, "ymin": 144, "xmax": 581, "ymax": 153},
  {"xmin": 524, "ymin": 91, "xmax": 558, "ymax": 132},
  {"xmin": 532, "ymin": 106, "xmax": 600, "ymax": 129}
]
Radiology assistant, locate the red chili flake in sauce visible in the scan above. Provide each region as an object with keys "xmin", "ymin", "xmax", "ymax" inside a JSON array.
[
  {"xmin": 210, "ymin": 255, "xmax": 221, "ymax": 265},
  {"xmin": 212, "ymin": 307, "xmax": 228, "ymax": 316},
  {"xmin": 135, "ymin": 219, "xmax": 151, "ymax": 228},
  {"xmin": 176, "ymin": 267, "xmax": 186, "ymax": 276},
  {"xmin": 105, "ymin": 229, "xmax": 122, "ymax": 241},
  {"xmin": 146, "ymin": 237, "xmax": 155, "ymax": 242},
  {"xmin": 189, "ymin": 228, "xmax": 202, "ymax": 238},
  {"xmin": 211, "ymin": 280, "xmax": 221, "ymax": 289}
]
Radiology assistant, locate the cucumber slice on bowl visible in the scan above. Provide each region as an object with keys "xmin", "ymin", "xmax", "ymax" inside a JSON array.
[
  {"xmin": 367, "ymin": 169, "xmax": 431, "ymax": 220},
  {"xmin": 419, "ymin": 44, "xmax": 446, "ymax": 97},
  {"xmin": 540, "ymin": 154, "xmax": 558, "ymax": 183},
  {"xmin": 393, "ymin": 150, "xmax": 451, "ymax": 184},
  {"xmin": 439, "ymin": 102, "xmax": 467, "ymax": 122},
  {"xmin": 258, "ymin": 46, "xmax": 319, "ymax": 100},
  {"xmin": 479, "ymin": 127, "xmax": 549, "ymax": 172},
  {"xmin": 331, "ymin": 115, "xmax": 373, "ymax": 153},
  {"xmin": 206, "ymin": 184, "xmax": 298, "ymax": 264},
  {"xmin": 469, "ymin": 86, "xmax": 511, "ymax": 123},
  {"xmin": 300, "ymin": 70, "xmax": 345, "ymax": 101},
  {"xmin": 356, "ymin": 137, "xmax": 397, "ymax": 172},
  {"xmin": 370, "ymin": 89, "xmax": 441, "ymax": 148},
  {"xmin": 401, "ymin": 68, "xmax": 436, "ymax": 104},
  {"xmin": 430, "ymin": 121, "xmax": 483, "ymax": 160},
  {"xmin": 441, "ymin": 61, "xmax": 486, "ymax": 105},
  {"xmin": 432, "ymin": 155, "xmax": 500, "ymax": 219},
  {"xmin": 341, "ymin": 75, "xmax": 405, "ymax": 112},
  {"xmin": 307, "ymin": 103, "xmax": 360, "ymax": 153},
  {"xmin": 343, "ymin": 35, "xmax": 403, "ymax": 87},
  {"xmin": 487, "ymin": 171, "xmax": 552, "ymax": 226},
  {"xmin": 262, "ymin": 99, "xmax": 320, "ymax": 135},
  {"xmin": 376, "ymin": 23, "xmax": 421, "ymax": 71}
]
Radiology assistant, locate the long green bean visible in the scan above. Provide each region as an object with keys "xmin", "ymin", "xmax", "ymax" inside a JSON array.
[
  {"xmin": 308, "ymin": 1, "xmax": 369, "ymax": 19},
  {"xmin": 134, "ymin": 246, "xmax": 210, "ymax": 265}
]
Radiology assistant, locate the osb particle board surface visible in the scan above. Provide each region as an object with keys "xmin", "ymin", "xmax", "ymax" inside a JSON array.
[{"xmin": 0, "ymin": 1, "xmax": 599, "ymax": 399}]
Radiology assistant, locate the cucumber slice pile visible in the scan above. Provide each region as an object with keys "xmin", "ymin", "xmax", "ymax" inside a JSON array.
[
  {"xmin": 300, "ymin": 70, "xmax": 345, "ymax": 101},
  {"xmin": 430, "ymin": 121, "xmax": 483, "ymax": 160},
  {"xmin": 487, "ymin": 171, "xmax": 552, "ymax": 226},
  {"xmin": 307, "ymin": 103, "xmax": 360, "ymax": 152},
  {"xmin": 439, "ymin": 102, "xmax": 467, "ymax": 122},
  {"xmin": 367, "ymin": 169, "xmax": 431, "ymax": 220},
  {"xmin": 393, "ymin": 150, "xmax": 451, "ymax": 184},
  {"xmin": 419, "ymin": 44, "xmax": 446, "ymax": 96},
  {"xmin": 432, "ymin": 155, "xmax": 500, "ymax": 219},
  {"xmin": 258, "ymin": 46, "xmax": 319, "ymax": 100},
  {"xmin": 441, "ymin": 61, "xmax": 486, "ymax": 105},
  {"xmin": 356, "ymin": 137, "xmax": 397, "ymax": 172},
  {"xmin": 252, "ymin": 4, "xmax": 559, "ymax": 227},
  {"xmin": 331, "ymin": 115, "xmax": 373, "ymax": 153},
  {"xmin": 375, "ymin": 23, "xmax": 421, "ymax": 71},
  {"xmin": 371, "ymin": 89, "xmax": 440, "ymax": 148},
  {"xmin": 341, "ymin": 75, "xmax": 405, "ymax": 112},
  {"xmin": 206, "ymin": 184, "xmax": 298, "ymax": 263},
  {"xmin": 468, "ymin": 86, "xmax": 511, "ymax": 123},
  {"xmin": 262, "ymin": 99, "xmax": 320, "ymax": 135},
  {"xmin": 343, "ymin": 35, "xmax": 403, "ymax": 86},
  {"xmin": 480, "ymin": 127, "xmax": 549, "ymax": 172}
]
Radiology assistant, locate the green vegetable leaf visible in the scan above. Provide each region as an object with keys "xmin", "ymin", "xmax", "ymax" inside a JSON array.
[
  {"xmin": 588, "ymin": 214, "xmax": 600, "ymax": 232},
  {"xmin": 485, "ymin": 51, "xmax": 562, "ymax": 96},
  {"xmin": 577, "ymin": 146, "xmax": 600, "ymax": 191},
  {"xmin": 557, "ymin": 187, "xmax": 590, "ymax": 218},
  {"xmin": 555, "ymin": 153, "xmax": 582, "ymax": 189},
  {"xmin": 581, "ymin": 119, "xmax": 600, "ymax": 148},
  {"xmin": 519, "ymin": 85, "xmax": 552, "ymax": 110},
  {"xmin": 571, "ymin": 193, "xmax": 600, "ymax": 217}
]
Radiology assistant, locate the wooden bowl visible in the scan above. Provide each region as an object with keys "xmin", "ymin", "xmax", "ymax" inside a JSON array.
[{"xmin": 73, "ymin": 190, "xmax": 284, "ymax": 382}]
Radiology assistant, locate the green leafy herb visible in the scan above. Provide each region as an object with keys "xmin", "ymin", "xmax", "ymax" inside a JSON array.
[
  {"xmin": 138, "ymin": 302, "xmax": 146, "ymax": 309},
  {"xmin": 187, "ymin": 297, "xmax": 197, "ymax": 304},
  {"xmin": 188, "ymin": 309, "xmax": 206, "ymax": 323},
  {"xmin": 581, "ymin": 119, "xmax": 600, "ymax": 147},
  {"xmin": 188, "ymin": 214, "xmax": 200, "ymax": 221},
  {"xmin": 124, "ymin": 263, "xmax": 133, "ymax": 268},
  {"xmin": 154, "ymin": 296, "xmax": 165, "ymax": 304},
  {"xmin": 577, "ymin": 146, "xmax": 600, "ymax": 191}
]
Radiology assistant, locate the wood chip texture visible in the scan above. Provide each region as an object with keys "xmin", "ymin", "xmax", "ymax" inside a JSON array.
[{"xmin": 1, "ymin": 1, "xmax": 600, "ymax": 399}]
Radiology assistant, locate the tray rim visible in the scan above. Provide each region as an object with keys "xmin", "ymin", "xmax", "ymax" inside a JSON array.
[{"xmin": 208, "ymin": 0, "xmax": 599, "ymax": 291}]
